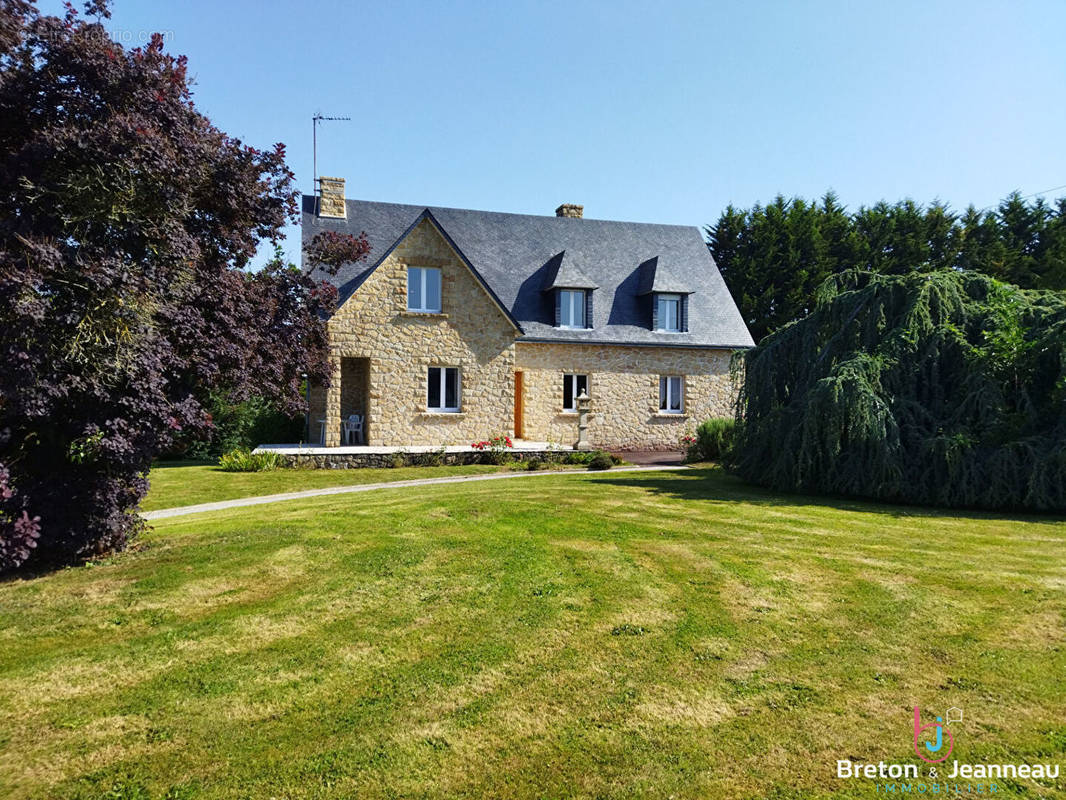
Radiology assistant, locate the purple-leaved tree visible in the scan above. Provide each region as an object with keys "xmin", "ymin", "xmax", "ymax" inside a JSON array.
[{"xmin": 0, "ymin": 0, "xmax": 369, "ymax": 571}]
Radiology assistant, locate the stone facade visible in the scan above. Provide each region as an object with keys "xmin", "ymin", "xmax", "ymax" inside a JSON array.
[
  {"xmin": 306, "ymin": 216, "xmax": 739, "ymax": 451},
  {"xmin": 515, "ymin": 342, "xmax": 735, "ymax": 450},
  {"xmin": 309, "ymin": 217, "xmax": 518, "ymax": 447}
]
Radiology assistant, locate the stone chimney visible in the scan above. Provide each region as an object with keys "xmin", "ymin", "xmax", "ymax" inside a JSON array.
[
  {"xmin": 318, "ymin": 176, "xmax": 346, "ymax": 218},
  {"xmin": 555, "ymin": 203, "xmax": 584, "ymax": 219}
]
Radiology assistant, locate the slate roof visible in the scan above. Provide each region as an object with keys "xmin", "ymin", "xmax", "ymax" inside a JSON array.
[
  {"xmin": 636, "ymin": 256, "xmax": 694, "ymax": 295},
  {"xmin": 542, "ymin": 251, "xmax": 599, "ymax": 291},
  {"xmin": 301, "ymin": 195, "xmax": 754, "ymax": 349}
]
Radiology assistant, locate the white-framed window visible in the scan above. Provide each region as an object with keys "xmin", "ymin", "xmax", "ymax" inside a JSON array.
[
  {"xmin": 659, "ymin": 375, "xmax": 683, "ymax": 414},
  {"xmin": 656, "ymin": 293, "xmax": 681, "ymax": 332},
  {"xmin": 427, "ymin": 366, "xmax": 460, "ymax": 412},
  {"xmin": 559, "ymin": 289, "xmax": 586, "ymax": 328},
  {"xmin": 562, "ymin": 373, "xmax": 588, "ymax": 412},
  {"xmin": 407, "ymin": 266, "xmax": 442, "ymax": 313}
]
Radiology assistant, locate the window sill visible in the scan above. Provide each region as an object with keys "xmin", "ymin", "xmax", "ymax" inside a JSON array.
[
  {"xmin": 558, "ymin": 411, "xmax": 579, "ymax": 417},
  {"xmin": 402, "ymin": 310, "xmax": 448, "ymax": 318},
  {"xmin": 421, "ymin": 411, "xmax": 464, "ymax": 418},
  {"xmin": 653, "ymin": 413, "xmax": 687, "ymax": 419}
]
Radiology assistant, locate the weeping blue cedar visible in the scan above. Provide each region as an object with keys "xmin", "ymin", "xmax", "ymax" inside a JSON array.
[{"xmin": 733, "ymin": 269, "xmax": 1066, "ymax": 511}]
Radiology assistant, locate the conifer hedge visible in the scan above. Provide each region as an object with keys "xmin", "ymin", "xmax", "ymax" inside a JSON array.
[{"xmin": 733, "ymin": 269, "xmax": 1066, "ymax": 511}]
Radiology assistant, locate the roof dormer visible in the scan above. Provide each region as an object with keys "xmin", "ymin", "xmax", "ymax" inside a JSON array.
[
  {"xmin": 638, "ymin": 256, "xmax": 692, "ymax": 332},
  {"xmin": 543, "ymin": 251, "xmax": 597, "ymax": 330}
]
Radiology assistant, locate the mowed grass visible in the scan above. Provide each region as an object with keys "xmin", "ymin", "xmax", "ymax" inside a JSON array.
[
  {"xmin": 2, "ymin": 466, "xmax": 1065, "ymax": 799},
  {"xmin": 141, "ymin": 461, "xmax": 507, "ymax": 511}
]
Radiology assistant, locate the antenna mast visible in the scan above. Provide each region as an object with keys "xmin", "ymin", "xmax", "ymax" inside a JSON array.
[{"xmin": 312, "ymin": 112, "xmax": 350, "ymax": 196}]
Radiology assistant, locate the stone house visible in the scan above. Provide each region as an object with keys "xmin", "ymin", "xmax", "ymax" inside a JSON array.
[{"xmin": 304, "ymin": 178, "xmax": 754, "ymax": 450}]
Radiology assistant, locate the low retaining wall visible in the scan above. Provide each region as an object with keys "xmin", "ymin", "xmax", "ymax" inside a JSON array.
[{"xmin": 276, "ymin": 449, "xmax": 557, "ymax": 470}]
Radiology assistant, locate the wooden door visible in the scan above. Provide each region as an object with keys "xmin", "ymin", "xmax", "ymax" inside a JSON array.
[{"xmin": 514, "ymin": 371, "xmax": 524, "ymax": 439}]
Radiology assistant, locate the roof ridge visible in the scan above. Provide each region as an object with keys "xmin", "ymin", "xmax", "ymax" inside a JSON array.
[{"xmin": 300, "ymin": 194, "xmax": 699, "ymax": 231}]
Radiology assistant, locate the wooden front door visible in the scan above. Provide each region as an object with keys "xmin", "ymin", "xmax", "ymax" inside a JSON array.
[{"xmin": 514, "ymin": 371, "xmax": 524, "ymax": 439}]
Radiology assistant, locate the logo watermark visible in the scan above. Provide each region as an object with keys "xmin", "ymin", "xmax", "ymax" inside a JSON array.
[
  {"xmin": 37, "ymin": 25, "xmax": 175, "ymax": 46},
  {"xmin": 836, "ymin": 706, "xmax": 1059, "ymax": 793},
  {"xmin": 914, "ymin": 706, "xmax": 954, "ymax": 763}
]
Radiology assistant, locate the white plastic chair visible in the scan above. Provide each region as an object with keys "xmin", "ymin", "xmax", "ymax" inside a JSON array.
[{"xmin": 343, "ymin": 414, "xmax": 364, "ymax": 445}]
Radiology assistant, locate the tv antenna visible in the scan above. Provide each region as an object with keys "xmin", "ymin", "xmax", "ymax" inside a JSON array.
[{"xmin": 312, "ymin": 113, "xmax": 350, "ymax": 192}]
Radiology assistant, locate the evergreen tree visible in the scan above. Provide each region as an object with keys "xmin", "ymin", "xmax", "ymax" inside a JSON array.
[
  {"xmin": 733, "ymin": 270, "xmax": 1066, "ymax": 512},
  {"xmin": 709, "ymin": 191, "xmax": 1066, "ymax": 342}
]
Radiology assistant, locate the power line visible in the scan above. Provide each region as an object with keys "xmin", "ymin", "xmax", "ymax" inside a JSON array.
[{"xmin": 977, "ymin": 182, "xmax": 1066, "ymax": 213}]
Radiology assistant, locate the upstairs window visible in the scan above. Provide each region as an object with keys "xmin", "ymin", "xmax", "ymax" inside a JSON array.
[
  {"xmin": 558, "ymin": 289, "xmax": 587, "ymax": 329},
  {"xmin": 407, "ymin": 267, "xmax": 442, "ymax": 313},
  {"xmin": 659, "ymin": 376, "xmax": 683, "ymax": 414},
  {"xmin": 427, "ymin": 366, "xmax": 460, "ymax": 412},
  {"xmin": 562, "ymin": 374, "xmax": 588, "ymax": 412},
  {"xmin": 656, "ymin": 294, "xmax": 681, "ymax": 332}
]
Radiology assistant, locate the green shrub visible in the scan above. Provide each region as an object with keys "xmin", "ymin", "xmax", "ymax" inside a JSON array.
[
  {"xmin": 587, "ymin": 451, "xmax": 614, "ymax": 471},
  {"xmin": 411, "ymin": 446, "xmax": 447, "ymax": 467},
  {"xmin": 561, "ymin": 450, "xmax": 620, "ymax": 467},
  {"xmin": 217, "ymin": 448, "xmax": 282, "ymax": 473},
  {"xmin": 525, "ymin": 458, "xmax": 543, "ymax": 471},
  {"xmin": 687, "ymin": 418, "xmax": 736, "ymax": 463},
  {"xmin": 735, "ymin": 269, "xmax": 1066, "ymax": 511},
  {"xmin": 562, "ymin": 451, "xmax": 596, "ymax": 465},
  {"xmin": 170, "ymin": 392, "xmax": 303, "ymax": 460}
]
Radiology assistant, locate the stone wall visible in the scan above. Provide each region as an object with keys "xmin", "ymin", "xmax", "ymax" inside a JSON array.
[
  {"xmin": 515, "ymin": 342, "xmax": 736, "ymax": 450},
  {"xmin": 275, "ymin": 449, "xmax": 556, "ymax": 470},
  {"xmin": 316, "ymin": 218, "xmax": 518, "ymax": 446}
]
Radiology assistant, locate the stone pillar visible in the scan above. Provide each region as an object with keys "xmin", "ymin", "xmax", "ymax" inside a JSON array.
[
  {"xmin": 575, "ymin": 390, "xmax": 592, "ymax": 450},
  {"xmin": 324, "ymin": 356, "xmax": 342, "ymax": 447}
]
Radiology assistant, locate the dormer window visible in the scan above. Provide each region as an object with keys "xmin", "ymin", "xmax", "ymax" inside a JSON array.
[
  {"xmin": 652, "ymin": 292, "xmax": 688, "ymax": 333},
  {"xmin": 543, "ymin": 251, "xmax": 597, "ymax": 330},
  {"xmin": 656, "ymin": 294, "xmax": 681, "ymax": 332},
  {"xmin": 638, "ymin": 257, "xmax": 690, "ymax": 333},
  {"xmin": 557, "ymin": 289, "xmax": 588, "ymax": 329}
]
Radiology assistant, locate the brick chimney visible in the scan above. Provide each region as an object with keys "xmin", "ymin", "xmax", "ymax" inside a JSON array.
[
  {"xmin": 555, "ymin": 203, "xmax": 583, "ymax": 219},
  {"xmin": 318, "ymin": 176, "xmax": 346, "ymax": 218}
]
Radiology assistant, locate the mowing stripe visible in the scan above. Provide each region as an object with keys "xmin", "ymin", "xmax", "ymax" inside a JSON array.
[{"xmin": 142, "ymin": 465, "xmax": 688, "ymax": 520}]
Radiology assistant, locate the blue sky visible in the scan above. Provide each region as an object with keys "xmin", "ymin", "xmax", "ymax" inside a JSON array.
[{"xmin": 44, "ymin": 0, "xmax": 1066, "ymax": 267}]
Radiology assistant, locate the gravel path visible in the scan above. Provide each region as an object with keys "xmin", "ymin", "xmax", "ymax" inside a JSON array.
[{"xmin": 143, "ymin": 464, "xmax": 688, "ymax": 521}]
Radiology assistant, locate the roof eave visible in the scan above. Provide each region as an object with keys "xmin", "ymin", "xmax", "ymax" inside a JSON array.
[{"xmin": 516, "ymin": 335, "xmax": 753, "ymax": 350}]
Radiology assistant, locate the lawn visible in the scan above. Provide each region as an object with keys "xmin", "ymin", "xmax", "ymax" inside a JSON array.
[
  {"xmin": 141, "ymin": 461, "xmax": 508, "ymax": 511},
  {"xmin": 2, "ymin": 466, "xmax": 1064, "ymax": 799}
]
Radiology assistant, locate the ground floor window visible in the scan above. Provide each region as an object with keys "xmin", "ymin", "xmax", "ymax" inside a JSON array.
[
  {"xmin": 659, "ymin": 375, "xmax": 683, "ymax": 413},
  {"xmin": 562, "ymin": 373, "xmax": 588, "ymax": 411},
  {"xmin": 428, "ymin": 366, "xmax": 460, "ymax": 412}
]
